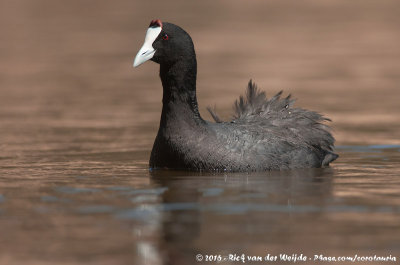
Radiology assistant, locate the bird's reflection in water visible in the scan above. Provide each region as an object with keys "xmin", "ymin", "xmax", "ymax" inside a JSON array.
[{"xmin": 148, "ymin": 168, "xmax": 334, "ymax": 265}]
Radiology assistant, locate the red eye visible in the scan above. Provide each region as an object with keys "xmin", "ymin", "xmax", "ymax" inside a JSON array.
[{"xmin": 162, "ymin": 34, "xmax": 169, "ymax": 40}]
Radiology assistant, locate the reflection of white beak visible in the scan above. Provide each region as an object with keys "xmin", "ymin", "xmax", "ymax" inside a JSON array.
[{"xmin": 133, "ymin": 26, "xmax": 162, "ymax": 67}]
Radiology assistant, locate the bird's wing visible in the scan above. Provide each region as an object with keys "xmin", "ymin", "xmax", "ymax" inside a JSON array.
[{"xmin": 209, "ymin": 80, "xmax": 336, "ymax": 156}]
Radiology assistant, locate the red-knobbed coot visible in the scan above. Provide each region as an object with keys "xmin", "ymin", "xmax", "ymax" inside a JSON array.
[{"xmin": 133, "ymin": 19, "xmax": 338, "ymax": 171}]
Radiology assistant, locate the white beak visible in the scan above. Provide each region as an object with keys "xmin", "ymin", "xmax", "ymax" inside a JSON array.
[{"xmin": 133, "ymin": 26, "xmax": 162, "ymax": 67}]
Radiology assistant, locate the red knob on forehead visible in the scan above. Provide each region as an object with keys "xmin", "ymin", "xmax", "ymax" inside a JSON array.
[{"xmin": 149, "ymin": 19, "xmax": 162, "ymax": 28}]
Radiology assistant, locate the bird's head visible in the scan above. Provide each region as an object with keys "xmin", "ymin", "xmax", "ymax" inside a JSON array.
[{"xmin": 133, "ymin": 19, "xmax": 195, "ymax": 67}]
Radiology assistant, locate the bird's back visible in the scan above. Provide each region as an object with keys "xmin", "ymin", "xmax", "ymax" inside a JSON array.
[{"xmin": 205, "ymin": 80, "xmax": 338, "ymax": 171}]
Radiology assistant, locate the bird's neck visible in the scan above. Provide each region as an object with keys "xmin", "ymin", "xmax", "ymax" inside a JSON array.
[{"xmin": 159, "ymin": 57, "xmax": 203, "ymax": 126}]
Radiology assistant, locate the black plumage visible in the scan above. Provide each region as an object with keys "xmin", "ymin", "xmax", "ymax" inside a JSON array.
[{"xmin": 136, "ymin": 21, "xmax": 338, "ymax": 171}]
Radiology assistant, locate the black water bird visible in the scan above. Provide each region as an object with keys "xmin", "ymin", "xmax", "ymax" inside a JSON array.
[{"xmin": 133, "ymin": 19, "xmax": 338, "ymax": 171}]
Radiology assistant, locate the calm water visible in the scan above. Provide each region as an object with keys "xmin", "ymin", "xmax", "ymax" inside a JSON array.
[{"xmin": 1, "ymin": 1, "xmax": 400, "ymax": 264}]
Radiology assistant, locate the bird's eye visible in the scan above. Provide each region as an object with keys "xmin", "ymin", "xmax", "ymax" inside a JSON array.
[{"xmin": 162, "ymin": 33, "xmax": 169, "ymax": 40}]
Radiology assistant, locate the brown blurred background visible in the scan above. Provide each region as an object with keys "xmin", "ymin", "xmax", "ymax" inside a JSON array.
[{"xmin": 1, "ymin": 0, "xmax": 400, "ymax": 148}]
